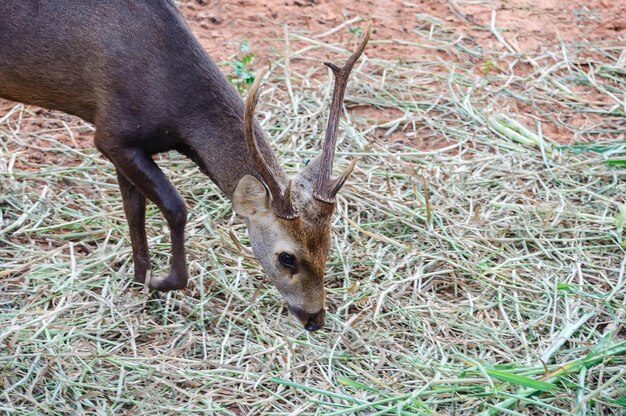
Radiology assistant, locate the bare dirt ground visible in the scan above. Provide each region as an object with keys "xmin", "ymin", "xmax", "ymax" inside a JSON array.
[
  {"xmin": 1, "ymin": 0, "xmax": 624, "ymax": 157},
  {"xmin": 185, "ymin": 0, "xmax": 625, "ymax": 61}
]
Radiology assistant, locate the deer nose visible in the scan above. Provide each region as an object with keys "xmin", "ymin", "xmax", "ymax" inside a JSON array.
[
  {"xmin": 288, "ymin": 305, "xmax": 325, "ymax": 332},
  {"xmin": 305, "ymin": 309, "xmax": 326, "ymax": 332}
]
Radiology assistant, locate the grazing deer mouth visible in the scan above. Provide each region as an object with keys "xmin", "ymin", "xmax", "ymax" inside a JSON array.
[{"xmin": 287, "ymin": 304, "xmax": 326, "ymax": 332}]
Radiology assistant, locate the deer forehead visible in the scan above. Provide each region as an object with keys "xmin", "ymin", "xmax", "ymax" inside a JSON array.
[
  {"xmin": 292, "ymin": 176, "xmax": 335, "ymax": 221},
  {"xmin": 257, "ymin": 212, "xmax": 330, "ymax": 262}
]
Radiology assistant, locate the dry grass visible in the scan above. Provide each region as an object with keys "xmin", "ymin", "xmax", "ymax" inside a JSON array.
[{"xmin": 1, "ymin": 14, "xmax": 625, "ymax": 416}]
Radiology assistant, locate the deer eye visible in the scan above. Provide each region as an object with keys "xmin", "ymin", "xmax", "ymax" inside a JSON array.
[{"xmin": 278, "ymin": 252, "xmax": 296, "ymax": 268}]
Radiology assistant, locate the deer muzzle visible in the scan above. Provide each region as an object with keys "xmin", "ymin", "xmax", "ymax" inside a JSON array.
[{"xmin": 288, "ymin": 304, "xmax": 326, "ymax": 332}]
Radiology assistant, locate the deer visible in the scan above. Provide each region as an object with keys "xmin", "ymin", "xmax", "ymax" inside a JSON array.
[{"xmin": 0, "ymin": 0, "xmax": 370, "ymax": 332}]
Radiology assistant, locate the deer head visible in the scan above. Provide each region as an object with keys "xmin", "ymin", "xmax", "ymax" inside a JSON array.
[{"xmin": 232, "ymin": 25, "xmax": 370, "ymax": 331}]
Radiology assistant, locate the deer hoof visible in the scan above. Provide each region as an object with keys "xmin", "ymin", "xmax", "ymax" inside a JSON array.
[{"xmin": 148, "ymin": 271, "xmax": 188, "ymax": 292}]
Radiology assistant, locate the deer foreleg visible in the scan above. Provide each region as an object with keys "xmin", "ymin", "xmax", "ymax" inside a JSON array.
[{"xmin": 100, "ymin": 139, "xmax": 189, "ymax": 292}]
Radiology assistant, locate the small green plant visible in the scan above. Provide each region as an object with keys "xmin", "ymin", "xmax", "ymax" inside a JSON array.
[
  {"xmin": 349, "ymin": 26, "xmax": 363, "ymax": 38},
  {"xmin": 227, "ymin": 40, "xmax": 255, "ymax": 93},
  {"xmin": 480, "ymin": 59, "xmax": 501, "ymax": 75}
]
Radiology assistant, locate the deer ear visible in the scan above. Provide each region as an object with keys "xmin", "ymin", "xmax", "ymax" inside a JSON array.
[{"xmin": 233, "ymin": 175, "xmax": 270, "ymax": 218}]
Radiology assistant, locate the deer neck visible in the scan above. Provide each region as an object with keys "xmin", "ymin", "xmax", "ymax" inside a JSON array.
[{"xmin": 182, "ymin": 88, "xmax": 288, "ymax": 200}]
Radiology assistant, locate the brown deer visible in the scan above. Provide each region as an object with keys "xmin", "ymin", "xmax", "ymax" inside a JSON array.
[{"xmin": 0, "ymin": 1, "xmax": 370, "ymax": 331}]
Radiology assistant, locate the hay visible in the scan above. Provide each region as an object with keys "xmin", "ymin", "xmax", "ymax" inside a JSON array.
[{"xmin": 1, "ymin": 15, "xmax": 625, "ymax": 415}]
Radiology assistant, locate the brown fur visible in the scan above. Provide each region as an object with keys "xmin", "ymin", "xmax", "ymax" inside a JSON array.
[{"xmin": 232, "ymin": 168, "xmax": 335, "ymax": 326}]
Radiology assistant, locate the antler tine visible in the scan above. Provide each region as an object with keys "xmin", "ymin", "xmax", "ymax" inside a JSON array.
[
  {"xmin": 283, "ymin": 179, "xmax": 295, "ymax": 216},
  {"xmin": 314, "ymin": 22, "xmax": 371, "ymax": 204},
  {"xmin": 327, "ymin": 157, "xmax": 357, "ymax": 197},
  {"xmin": 244, "ymin": 69, "xmax": 298, "ymax": 219}
]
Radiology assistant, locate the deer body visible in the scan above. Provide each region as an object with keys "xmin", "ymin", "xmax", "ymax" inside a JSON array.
[
  {"xmin": 0, "ymin": 0, "xmax": 369, "ymax": 331},
  {"xmin": 0, "ymin": 0, "xmax": 278, "ymax": 195}
]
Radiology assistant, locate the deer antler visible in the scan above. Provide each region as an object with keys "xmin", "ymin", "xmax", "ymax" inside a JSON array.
[
  {"xmin": 244, "ymin": 70, "xmax": 299, "ymax": 219},
  {"xmin": 313, "ymin": 23, "xmax": 371, "ymax": 204}
]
